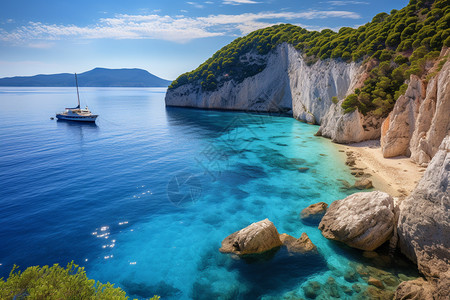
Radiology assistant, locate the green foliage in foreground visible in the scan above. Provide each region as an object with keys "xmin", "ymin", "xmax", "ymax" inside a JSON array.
[
  {"xmin": 169, "ymin": 0, "xmax": 449, "ymax": 117},
  {"xmin": 0, "ymin": 262, "xmax": 160, "ymax": 300}
]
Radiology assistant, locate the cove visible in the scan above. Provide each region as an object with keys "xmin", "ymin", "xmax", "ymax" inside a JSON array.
[{"xmin": 0, "ymin": 87, "xmax": 418, "ymax": 299}]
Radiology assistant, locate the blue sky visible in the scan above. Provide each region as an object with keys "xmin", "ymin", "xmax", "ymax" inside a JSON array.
[{"xmin": 0, "ymin": 0, "xmax": 408, "ymax": 80}]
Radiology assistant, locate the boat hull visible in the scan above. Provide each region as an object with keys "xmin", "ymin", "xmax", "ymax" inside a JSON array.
[{"xmin": 56, "ymin": 114, "xmax": 98, "ymax": 122}]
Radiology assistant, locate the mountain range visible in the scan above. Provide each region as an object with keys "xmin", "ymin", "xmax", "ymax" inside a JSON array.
[{"xmin": 0, "ymin": 68, "xmax": 171, "ymax": 87}]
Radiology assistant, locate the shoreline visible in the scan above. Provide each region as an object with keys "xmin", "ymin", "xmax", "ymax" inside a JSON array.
[{"xmin": 334, "ymin": 140, "xmax": 425, "ymax": 199}]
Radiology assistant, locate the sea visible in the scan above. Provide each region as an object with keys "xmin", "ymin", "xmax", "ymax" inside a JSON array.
[{"xmin": 0, "ymin": 87, "xmax": 418, "ymax": 299}]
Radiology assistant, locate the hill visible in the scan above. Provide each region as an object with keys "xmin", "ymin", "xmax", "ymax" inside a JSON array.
[
  {"xmin": 168, "ymin": 0, "xmax": 449, "ymax": 116},
  {"xmin": 0, "ymin": 68, "xmax": 171, "ymax": 87}
]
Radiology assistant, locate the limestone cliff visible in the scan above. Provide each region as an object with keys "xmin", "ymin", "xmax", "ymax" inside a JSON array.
[
  {"xmin": 396, "ymin": 135, "xmax": 450, "ymax": 299},
  {"xmin": 381, "ymin": 50, "xmax": 450, "ymax": 165},
  {"xmin": 316, "ymin": 101, "xmax": 382, "ymax": 143},
  {"xmin": 165, "ymin": 43, "xmax": 362, "ymax": 125}
]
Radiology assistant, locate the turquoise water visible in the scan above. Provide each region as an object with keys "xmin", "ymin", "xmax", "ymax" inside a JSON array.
[{"xmin": 0, "ymin": 87, "xmax": 417, "ymax": 299}]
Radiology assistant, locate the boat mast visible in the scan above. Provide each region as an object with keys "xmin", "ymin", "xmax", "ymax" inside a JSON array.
[{"xmin": 75, "ymin": 73, "xmax": 80, "ymax": 109}]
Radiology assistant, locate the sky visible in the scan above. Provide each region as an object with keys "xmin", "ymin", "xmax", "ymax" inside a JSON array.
[{"xmin": 0, "ymin": 0, "xmax": 409, "ymax": 80}]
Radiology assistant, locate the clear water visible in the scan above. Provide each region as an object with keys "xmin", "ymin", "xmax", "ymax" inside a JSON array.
[{"xmin": 0, "ymin": 87, "xmax": 418, "ymax": 299}]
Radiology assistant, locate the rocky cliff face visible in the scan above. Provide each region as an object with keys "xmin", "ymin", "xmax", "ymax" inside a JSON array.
[
  {"xmin": 381, "ymin": 51, "xmax": 450, "ymax": 165},
  {"xmin": 316, "ymin": 102, "xmax": 382, "ymax": 143},
  {"xmin": 165, "ymin": 44, "xmax": 361, "ymax": 124},
  {"xmin": 396, "ymin": 134, "xmax": 450, "ymax": 298}
]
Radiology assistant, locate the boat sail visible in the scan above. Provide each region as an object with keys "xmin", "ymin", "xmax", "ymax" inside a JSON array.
[{"xmin": 56, "ymin": 73, "xmax": 98, "ymax": 122}]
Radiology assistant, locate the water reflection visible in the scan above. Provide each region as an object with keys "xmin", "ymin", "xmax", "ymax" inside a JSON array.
[{"xmin": 56, "ymin": 119, "xmax": 98, "ymax": 144}]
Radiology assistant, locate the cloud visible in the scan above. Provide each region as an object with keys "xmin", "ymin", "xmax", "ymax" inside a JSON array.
[
  {"xmin": 327, "ymin": 1, "xmax": 369, "ymax": 5},
  {"xmin": 0, "ymin": 10, "xmax": 361, "ymax": 45},
  {"xmin": 223, "ymin": 0, "xmax": 260, "ymax": 5},
  {"xmin": 187, "ymin": 1, "xmax": 204, "ymax": 8}
]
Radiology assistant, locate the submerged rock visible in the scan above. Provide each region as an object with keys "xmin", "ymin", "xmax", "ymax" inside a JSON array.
[
  {"xmin": 279, "ymin": 232, "xmax": 318, "ymax": 254},
  {"xmin": 302, "ymin": 281, "xmax": 321, "ymax": 299},
  {"xmin": 219, "ymin": 219, "xmax": 282, "ymax": 255},
  {"xmin": 300, "ymin": 202, "xmax": 328, "ymax": 225},
  {"xmin": 319, "ymin": 191, "xmax": 395, "ymax": 251},
  {"xmin": 368, "ymin": 277, "xmax": 384, "ymax": 289}
]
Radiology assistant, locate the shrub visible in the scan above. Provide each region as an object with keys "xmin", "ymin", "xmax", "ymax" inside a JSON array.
[
  {"xmin": 0, "ymin": 262, "xmax": 160, "ymax": 300},
  {"xmin": 332, "ymin": 96, "xmax": 339, "ymax": 104}
]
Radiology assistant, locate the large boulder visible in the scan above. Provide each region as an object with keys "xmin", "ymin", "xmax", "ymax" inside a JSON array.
[
  {"xmin": 300, "ymin": 202, "xmax": 328, "ymax": 225},
  {"xmin": 219, "ymin": 219, "xmax": 282, "ymax": 255},
  {"xmin": 318, "ymin": 191, "xmax": 395, "ymax": 251},
  {"xmin": 396, "ymin": 135, "xmax": 450, "ymax": 298},
  {"xmin": 279, "ymin": 232, "xmax": 318, "ymax": 254}
]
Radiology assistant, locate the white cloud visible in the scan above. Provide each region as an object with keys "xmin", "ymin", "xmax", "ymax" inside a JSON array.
[
  {"xmin": 187, "ymin": 1, "xmax": 205, "ymax": 8},
  {"xmin": 327, "ymin": 1, "xmax": 369, "ymax": 6},
  {"xmin": 0, "ymin": 10, "xmax": 361, "ymax": 45},
  {"xmin": 223, "ymin": 0, "xmax": 260, "ymax": 5}
]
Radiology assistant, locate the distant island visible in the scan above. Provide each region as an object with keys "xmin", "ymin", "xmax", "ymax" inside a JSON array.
[{"xmin": 0, "ymin": 68, "xmax": 172, "ymax": 87}]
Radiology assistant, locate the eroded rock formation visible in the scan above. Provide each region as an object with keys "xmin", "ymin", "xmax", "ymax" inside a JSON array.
[
  {"xmin": 381, "ymin": 51, "xmax": 450, "ymax": 164},
  {"xmin": 396, "ymin": 135, "xmax": 450, "ymax": 299}
]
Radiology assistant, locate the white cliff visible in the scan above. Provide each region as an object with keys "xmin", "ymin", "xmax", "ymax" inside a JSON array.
[
  {"xmin": 165, "ymin": 43, "xmax": 362, "ymax": 125},
  {"xmin": 381, "ymin": 51, "xmax": 450, "ymax": 165},
  {"xmin": 396, "ymin": 134, "xmax": 450, "ymax": 299},
  {"xmin": 316, "ymin": 101, "xmax": 382, "ymax": 143}
]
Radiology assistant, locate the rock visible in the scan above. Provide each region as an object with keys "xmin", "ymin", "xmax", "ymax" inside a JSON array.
[
  {"xmin": 300, "ymin": 202, "xmax": 328, "ymax": 225},
  {"xmin": 318, "ymin": 191, "xmax": 395, "ymax": 251},
  {"xmin": 381, "ymin": 75, "xmax": 424, "ymax": 158},
  {"xmin": 353, "ymin": 178, "xmax": 373, "ymax": 190},
  {"xmin": 381, "ymin": 52, "xmax": 450, "ymax": 162},
  {"xmin": 397, "ymin": 135, "xmax": 450, "ymax": 297},
  {"xmin": 362, "ymin": 251, "xmax": 379, "ymax": 258},
  {"xmin": 302, "ymin": 281, "xmax": 321, "ymax": 299},
  {"xmin": 279, "ymin": 233, "xmax": 318, "ymax": 254},
  {"xmin": 344, "ymin": 269, "xmax": 358, "ymax": 283},
  {"xmin": 323, "ymin": 277, "xmax": 340, "ymax": 298},
  {"xmin": 394, "ymin": 278, "xmax": 435, "ymax": 300},
  {"xmin": 368, "ymin": 277, "xmax": 384, "ymax": 289},
  {"xmin": 352, "ymin": 283, "xmax": 361, "ymax": 293},
  {"xmin": 317, "ymin": 102, "xmax": 383, "ymax": 144},
  {"xmin": 342, "ymin": 285, "xmax": 353, "ymax": 296},
  {"xmin": 410, "ymin": 57, "xmax": 450, "ymax": 165},
  {"xmin": 166, "ymin": 43, "xmax": 362, "ymax": 125},
  {"xmin": 363, "ymin": 286, "xmax": 394, "ymax": 300},
  {"xmin": 219, "ymin": 219, "xmax": 282, "ymax": 255}
]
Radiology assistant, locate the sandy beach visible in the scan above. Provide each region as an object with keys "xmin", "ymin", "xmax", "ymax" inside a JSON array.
[{"xmin": 336, "ymin": 140, "xmax": 426, "ymax": 199}]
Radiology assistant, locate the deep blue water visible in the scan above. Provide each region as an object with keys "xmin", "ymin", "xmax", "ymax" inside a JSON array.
[{"xmin": 0, "ymin": 87, "xmax": 417, "ymax": 299}]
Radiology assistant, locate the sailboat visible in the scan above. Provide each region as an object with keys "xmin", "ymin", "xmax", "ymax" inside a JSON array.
[{"xmin": 56, "ymin": 73, "xmax": 98, "ymax": 122}]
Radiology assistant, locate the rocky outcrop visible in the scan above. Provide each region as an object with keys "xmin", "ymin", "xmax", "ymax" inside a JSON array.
[
  {"xmin": 394, "ymin": 278, "xmax": 435, "ymax": 300},
  {"xmin": 396, "ymin": 135, "xmax": 450, "ymax": 298},
  {"xmin": 381, "ymin": 52, "xmax": 450, "ymax": 163},
  {"xmin": 166, "ymin": 43, "xmax": 362, "ymax": 124},
  {"xmin": 316, "ymin": 101, "xmax": 383, "ymax": 143},
  {"xmin": 279, "ymin": 232, "xmax": 318, "ymax": 254},
  {"xmin": 219, "ymin": 219, "xmax": 282, "ymax": 255},
  {"xmin": 319, "ymin": 191, "xmax": 395, "ymax": 251},
  {"xmin": 381, "ymin": 75, "xmax": 425, "ymax": 157},
  {"xmin": 300, "ymin": 202, "xmax": 328, "ymax": 225}
]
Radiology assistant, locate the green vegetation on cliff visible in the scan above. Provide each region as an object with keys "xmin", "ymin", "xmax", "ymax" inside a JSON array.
[
  {"xmin": 169, "ymin": 0, "xmax": 449, "ymax": 116},
  {"xmin": 0, "ymin": 262, "xmax": 160, "ymax": 300}
]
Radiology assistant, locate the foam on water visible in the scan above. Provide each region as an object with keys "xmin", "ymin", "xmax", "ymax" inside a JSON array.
[{"xmin": 0, "ymin": 87, "xmax": 418, "ymax": 299}]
